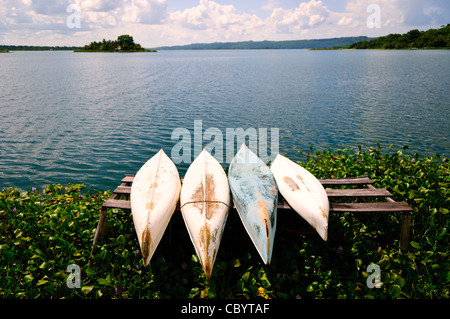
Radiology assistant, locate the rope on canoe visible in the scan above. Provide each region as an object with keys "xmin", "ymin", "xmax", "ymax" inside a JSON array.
[{"xmin": 180, "ymin": 200, "xmax": 230, "ymax": 209}]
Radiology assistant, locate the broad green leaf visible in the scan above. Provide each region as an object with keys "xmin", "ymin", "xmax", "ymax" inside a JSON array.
[
  {"xmin": 410, "ymin": 241, "xmax": 421, "ymax": 249},
  {"xmin": 81, "ymin": 286, "xmax": 94, "ymax": 295},
  {"xmin": 36, "ymin": 277, "xmax": 48, "ymax": 286},
  {"xmin": 388, "ymin": 284, "xmax": 401, "ymax": 298},
  {"xmin": 24, "ymin": 274, "xmax": 34, "ymax": 284}
]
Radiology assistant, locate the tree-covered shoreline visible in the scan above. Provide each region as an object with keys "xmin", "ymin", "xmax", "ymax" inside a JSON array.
[
  {"xmin": 75, "ymin": 35, "xmax": 156, "ymax": 53},
  {"xmin": 0, "ymin": 46, "xmax": 80, "ymax": 51},
  {"xmin": 350, "ymin": 24, "xmax": 450, "ymax": 49}
]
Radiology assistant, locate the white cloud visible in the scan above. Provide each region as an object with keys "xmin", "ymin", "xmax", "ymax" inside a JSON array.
[
  {"xmin": 163, "ymin": 0, "xmax": 265, "ymax": 44},
  {"xmin": 164, "ymin": 0, "xmax": 333, "ymax": 43},
  {"xmin": 268, "ymin": 0, "xmax": 330, "ymax": 33},
  {"xmin": 74, "ymin": 0, "xmax": 167, "ymax": 28},
  {"xmin": 337, "ymin": 16, "xmax": 357, "ymax": 27},
  {"xmin": 168, "ymin": 0, "xmax": 260, "ymax": 31},
  {"xmin": 262, "ymin": 0, "xmax": 280, "ymax": 12},
  {"xmin": 80, "ymin": 0, "xmax": 122, "ymax": 12},
  {"xmin": 122, "ymin": 0, "xmax": 167, "ymax": 24}
]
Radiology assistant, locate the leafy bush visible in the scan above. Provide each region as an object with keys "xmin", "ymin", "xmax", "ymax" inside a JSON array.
[{"xmin": 0, "ymin": 145, "xmax": 448, "ymax": 299}]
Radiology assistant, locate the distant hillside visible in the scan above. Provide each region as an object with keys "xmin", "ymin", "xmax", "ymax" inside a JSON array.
[
  {"xmin": 157, "ymin": 36, "xmax": 372, "ymax": 50},
  {"xmin": 350, "ymin": 24, "xmax": 450, "ymax": 49}
]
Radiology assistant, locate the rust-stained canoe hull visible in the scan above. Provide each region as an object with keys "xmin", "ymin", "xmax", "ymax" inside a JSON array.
[
  {"xmin": 180, "ymin": 149, "xmax": 230, "ymax": 280},
  {"xmin": 130, "ymin": 149, "xmax": 181, "ymax": 266},
  {"xmin": 228, "ymin": 144, "xmax": 277, "ymax": 264},
  {"xmin": 270, "ymin": 154, "xmax": 329, "ymax": 241}
]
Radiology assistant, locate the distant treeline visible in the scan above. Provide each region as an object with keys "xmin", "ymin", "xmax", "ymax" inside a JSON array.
[
  {"xmin": 0, "ymin": 45, "xmax": 81, "ymax": 51},
  {"xmin": 157, "ymin": 36, "xmax": 372, "ymax": 50},
  {"xmin": 350, "ymin": 24, "xmax": 450, "ymax": 49}
]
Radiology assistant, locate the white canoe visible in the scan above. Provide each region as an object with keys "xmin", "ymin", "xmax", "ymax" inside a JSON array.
[
  {"xmin": 130, "ymin": 149, "xmax": 181, "ymax": 266},
  {"xmin": 270, "ymin": 154, "xmax": 329, "ymax": 241},
  {"xmin": 180, "ymin": 149, "xmax": 230, "ymax": 280},
  {"xmin": 228, "ymin": 144, "xmax": 277, "ymax": 264}
]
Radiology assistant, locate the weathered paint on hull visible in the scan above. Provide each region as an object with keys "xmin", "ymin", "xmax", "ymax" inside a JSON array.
[
  {"xmin": 228, "ymin": 144, "xmax": 278, "ymax": 264},
  {"xmin": 130, "ymin": 149, "xmax": 181, "ymax": 266},
  {"xmin": 270, "ymin": 154, "xmax": 329, "ymax": 241},
  {"xmin": 180, "ymin": 149, "xmax": 230, "ymax": 280}
]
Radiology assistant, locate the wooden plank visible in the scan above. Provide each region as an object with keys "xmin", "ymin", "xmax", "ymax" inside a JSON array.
[
  {"xmin": 319, "ymin": 176, "xmax": 372, "ymax": 185},
  {"xmin": 121, "ymin": 175, "xmax": 134, "ymax": 184},
  {"xmin": 114, "ymin": 184, "xmax": 391, "ymax": 197},
  {"xmin": 330, "ymin": 201, "xmax": 412, "ymax": 213},
  {"xmin": 103, "ymin": 199, "xmax": 131, "ymax": 210},
  {"xmin": 277, "ymin": 201, "xmax": 412, "ymax": 212},
  {"xmin": 122, "ymin": 175, "xmax": 372, "ymax": 186},
  {"xmin": 103, "ymin": 198, "xmax": 411, "ymax": 213},
  {"xmin": 113, "ymin": 185, "xmax": 131, "ymax": 195},
  {"xmin": 325, "ymin": 188, "xmax": 392, "ymax": 197}
]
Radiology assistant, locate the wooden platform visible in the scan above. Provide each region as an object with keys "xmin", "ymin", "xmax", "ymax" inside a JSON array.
[{"xmin": 92, "ymin": 175, "xmax": 413, "ymax": 253}]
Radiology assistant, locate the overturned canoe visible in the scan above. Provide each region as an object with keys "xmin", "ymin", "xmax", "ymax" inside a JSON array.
[
  {"xmin": 130, "ymin": 149, "xmax": 181, "ymax": 266},
  {"xmin": 228, "ymin": 144, "xmax": 278, "ymax": 264},
  {"xmin": 270, "ymin": 154, "xmax": 329, "ymax": 241},
  {"xmin": 180, "ymin": 149, "xmax": 230, "ymax": 280}
]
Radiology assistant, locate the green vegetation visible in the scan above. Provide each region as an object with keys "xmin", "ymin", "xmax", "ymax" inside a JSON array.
[
  {"xmin": 0, "ymin": 145, "xmax": 448, "ymax": 299},
  {"xmin": 0, "ymin": 45, "xmax": 80, "ymax": 51},
  {"xmin": 350, "ymin": 24, "xmax": 450, "ymax": 49},
  {"xmin": 75, "ymin": 35, "xmax": 156, "ymax": 53},
  {"xmin": 0, "ymin": 49, "xmax": 9, "ymax": 53},
  {"xmin": 157, "ymin": 37, "xmax": 372, "ymax": 50}
]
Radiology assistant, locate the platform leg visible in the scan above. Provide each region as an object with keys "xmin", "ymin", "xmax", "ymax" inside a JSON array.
[
  {"xmin": 90, "ymin": 207, "xmax": 108, "ymax": 257},
  {"xmin": 399, "ymin": 212, "xmax": 411, "ymax": 252}
]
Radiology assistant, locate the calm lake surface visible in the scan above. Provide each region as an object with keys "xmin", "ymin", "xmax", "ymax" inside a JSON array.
[{"xmin": 1, "ymin": 49, "xmax": 449, "ymax": 192}]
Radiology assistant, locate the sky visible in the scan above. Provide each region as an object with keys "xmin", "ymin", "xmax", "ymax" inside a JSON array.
[{"xmin": 1, "ymin": 0, "xmax": 449, "ymax": 47}]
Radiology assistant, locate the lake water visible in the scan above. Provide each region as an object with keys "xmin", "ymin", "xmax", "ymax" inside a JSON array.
[{"xmin": 1, "ymin": 49, "xmax": 449, "ymax": 192}]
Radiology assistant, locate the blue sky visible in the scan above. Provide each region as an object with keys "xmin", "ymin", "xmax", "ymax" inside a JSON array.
[{"xmin": 1, "ymin": 0, "xmax": 448, "ymax": 47}]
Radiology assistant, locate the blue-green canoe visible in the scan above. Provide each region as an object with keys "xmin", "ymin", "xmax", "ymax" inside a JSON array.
[{"xmin": 228, "ymin": 144, "xmax": 278, "ymax": 264}]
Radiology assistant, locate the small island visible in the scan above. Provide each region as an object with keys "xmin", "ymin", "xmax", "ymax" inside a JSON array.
[{"xmin": 74, "ymin": 35, "xmax": 156, "ymax": 53}]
